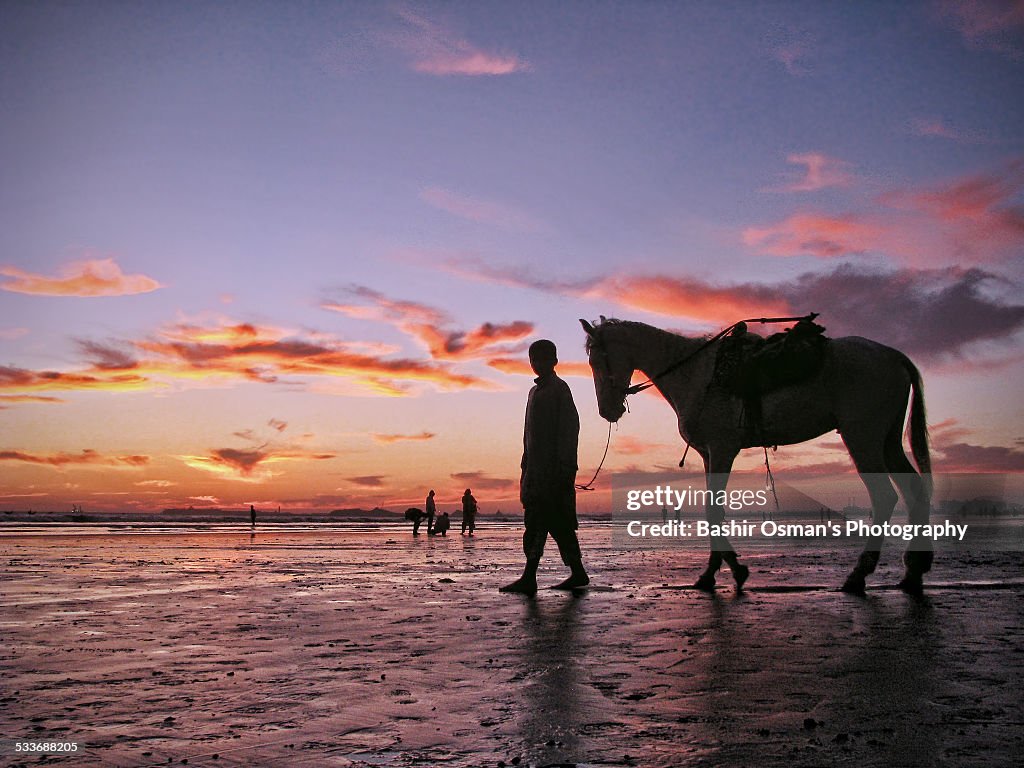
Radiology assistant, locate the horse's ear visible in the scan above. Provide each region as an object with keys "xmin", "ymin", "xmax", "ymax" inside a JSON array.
[{"xmin": 580, "ymin": 318, "xmax": 595, "ymax": 336}]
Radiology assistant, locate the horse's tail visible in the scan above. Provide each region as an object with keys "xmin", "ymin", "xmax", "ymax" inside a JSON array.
[{"xmin": 902, "ymin": 355, "xmax": 932, "ymax": 494}]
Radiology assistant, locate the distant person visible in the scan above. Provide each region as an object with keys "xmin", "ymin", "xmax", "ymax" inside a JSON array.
[
  {"xmin": 250, "ymin": 505, "xmax": 256, "ymax": 528},
  {"xmin": 500, "ymin": 339, "xmax": 589, "ymax": 595},
  {"xmin": 662, "ymin": 506, "xmax": 669, "ymax": 523},
  {"xmin": 461, "ymin": 488, "xmax": 478, "ymax": 535},
  {"xmin": 425, "ymin": 490, "xmax": 437, "ymax": 534},
  {"xmin": 405, "ymin": 507, "xmax": 428, "ymax": 535},
  {"xmin": 431, "ymin": 512, "xmax": 451, "ymax": 536}
]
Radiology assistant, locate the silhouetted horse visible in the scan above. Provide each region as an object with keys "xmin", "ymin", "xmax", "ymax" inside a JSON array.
[{"xmin": 581, "ymin": 317, "xmax": 932, "ymax": 595}]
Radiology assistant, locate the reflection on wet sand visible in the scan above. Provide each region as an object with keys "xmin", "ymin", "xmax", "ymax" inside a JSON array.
[{"xmin": 0, "ymin": 526, "xmax": 1020, "ymax": 767}]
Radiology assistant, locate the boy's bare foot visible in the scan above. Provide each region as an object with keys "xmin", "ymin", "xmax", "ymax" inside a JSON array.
[
  {"xmin": 499, "ymin": 577, "xmax": 537, "ymax": 596},
  {"xmin": 551, "ymin": 572, "xmax": 590, "ymax": 590}
]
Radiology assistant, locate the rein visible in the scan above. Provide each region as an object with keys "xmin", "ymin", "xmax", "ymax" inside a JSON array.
[{"xmin": 575, "ymin": 421, "xmax": 612, "ymax": 491}]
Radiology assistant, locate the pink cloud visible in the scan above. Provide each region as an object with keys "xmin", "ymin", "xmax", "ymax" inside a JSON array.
[
  {"xmin": 909, "ymin": 116, "xmax": 986, "ymax": 143},
  {"xmin": 371, "ymin": 431, "xmax": 436, "ymax": 444},
  {"xmin": 936, "ymin": 0, "xmax": 1024, "ymax": 58},
  {"xmin": 0, "ymin": 258, "xmax": 163, "ymax": 297},
  {"xmin": 772, "ymin": 152, "xmax": 853, "ymax": 193},
  {"xmin": 745, "ymin": 158, "xmax": 1024, "ymax": 264},
  {"xmin": 743, "ymin": 212, "xmax": 883, "ymax": 258},
  {"xmin": 420, "ymin": 187, "xmax": 540, "ymax": 230},
  {"xmin": 391, "ymin": 9, "xmax": 528, "ymax": 77},
  {"xmin": 325, "ymin": 286, "xmax": 534, "ymax": 362}
]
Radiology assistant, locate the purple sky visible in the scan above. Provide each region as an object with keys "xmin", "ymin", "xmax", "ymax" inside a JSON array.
[{"xmin": 1, "ymin": 1, "xmax": 1022, "ymax": 512}]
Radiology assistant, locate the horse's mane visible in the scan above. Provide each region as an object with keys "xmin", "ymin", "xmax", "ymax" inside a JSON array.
[{"xmin": 584, "ymin": 317, "xmax": 710, "ymax": 354}]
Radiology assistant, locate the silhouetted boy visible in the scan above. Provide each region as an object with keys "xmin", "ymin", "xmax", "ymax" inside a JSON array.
[{"xmin": 500, "ymin": 339, "xmax": 589, "ymax": 595}]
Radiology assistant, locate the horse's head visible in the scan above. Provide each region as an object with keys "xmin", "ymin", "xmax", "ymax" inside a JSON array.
[{"xmin": 580, "ymin": 317, "xmax": 634, "ymax": 423}]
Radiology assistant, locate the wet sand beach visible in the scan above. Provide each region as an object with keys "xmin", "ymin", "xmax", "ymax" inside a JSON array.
[{"xmin": 1, "ymin": 525, "xmax": 1022, "ymax": 767}]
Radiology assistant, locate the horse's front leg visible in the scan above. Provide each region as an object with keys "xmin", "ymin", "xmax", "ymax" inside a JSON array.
[{"xmin": 695, "ymin": 452, "xmax": 749, "ymax": 593}]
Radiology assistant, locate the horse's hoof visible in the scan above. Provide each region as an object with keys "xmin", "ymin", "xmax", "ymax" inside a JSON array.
[
  {"xmin": 732, "ymin": 564, "xmax": 749, "ymax": 592},
  {"xmin": 694, "ymin": 575, "xmax": 716, "ymax": 592},
  {"xmin": 898, "ymin": 574, "xmax": 924, "ymax": 597},
  {"xmin": 840, "ymin": 573, "xmax": 866, "ymax": 596},
  {"xmin": 903, "ymin": 549, "xmax": 934, "ymax": 575}
]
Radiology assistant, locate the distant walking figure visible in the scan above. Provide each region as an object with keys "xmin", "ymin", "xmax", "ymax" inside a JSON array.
[
  {"xmin": 461, "ymin": 489, "xmax": 478, "ymax": 535},
  {"xmin": 250, "ymin": 505, "xmax": 256, "ymax": 528},
  {"xmin": 500, "ymin": 339, "xmax": 589, "ymax": 595},
  {"xmin": 425, "ymin": 489, "xmax": 437, "ymax": 534}
]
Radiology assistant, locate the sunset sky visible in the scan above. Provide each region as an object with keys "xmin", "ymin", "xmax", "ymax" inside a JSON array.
[{"xmin": 2, "ymin": 1, "xmax": 1023, "ymax": 514}]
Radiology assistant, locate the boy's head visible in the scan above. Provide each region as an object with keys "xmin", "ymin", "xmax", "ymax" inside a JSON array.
[{"xmin": 528, "ymin": 339, "xmax": 558, "ymax": 377}]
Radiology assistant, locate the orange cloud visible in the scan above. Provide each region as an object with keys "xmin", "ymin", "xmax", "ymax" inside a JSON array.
[
  {"xmin": 181, "ymin": 446, "xmax": 336, "ymax": 481},
  {"xmin": 586, "ymin": 275, "xmax": 791, "ymax": 324},
  {"xmin": 0, "ymin": 364, "xmax": 152, "ymax": 395},
  {"xmin": 0, "ymin": 258, "xmax": 163, "ymax": 297},
  {"xmin": 1, "ymin": 315, "xmax": 494, "ymax": 403},
  {"xmin": 0, "ymin": 394, "xmax": 64, "ymax": 408},
  {"xmin": 743, "ymin": 212, "xmax": 883, "ymax": 257},
  {"xmin": 371, "ymin": 431, "xmax": 436, "ymax": 444},
  {"xmin": 136, "ymin": 317, "xmax": 490, "ymax": 393},
  {"xmin": 486, "ymin": 357, "xmax": 592, "ymax": 378},
  {"xmin": 0, "ymin": 449, "xmax": 150, "ymax": 467},
  {"xmin": 325, "ymin": 286, "xmax": 534, "ymax": 361},
  {"xmin": 614, "ymin": 435, "xmax": 672, "ymax": 456}
]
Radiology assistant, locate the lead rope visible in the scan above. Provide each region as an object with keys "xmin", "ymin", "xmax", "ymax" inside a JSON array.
[
  {"xmin": 764, "ymin": 446, "xmax": 780, "ymax": 510},
  {"xmin": 575, "ymin": 421, "xmax": 613, "ymax": 491}
]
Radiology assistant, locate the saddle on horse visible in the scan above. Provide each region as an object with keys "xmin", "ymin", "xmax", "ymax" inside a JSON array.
[{"xmin": 712, "ymin": 317, "xmax": 830, "ymax": 442}]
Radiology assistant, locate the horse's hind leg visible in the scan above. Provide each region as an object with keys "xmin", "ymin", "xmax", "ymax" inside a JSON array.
[
  {"xmin": 841, "ymin": 430, "xmax": 899, "ymax": 595},
  {"xmin": 886, "ymin": 427, "xmax": 932, "ymax": 595}
]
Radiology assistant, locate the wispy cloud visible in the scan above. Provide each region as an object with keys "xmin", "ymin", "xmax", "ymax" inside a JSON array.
[
  {"xmin": 746, "ymin": 158, "xmax": 1024, "ymax": 265},
  {"xmin": 450, "ymin": 470, "xmax": 516, "ymax": 492},
  {"xmin": 770, "ymin": 152, "xmax": 853, "ymax": 193},
  {"xmin": 936, "ymin": 0, "xmax": 1024, "ymax": 59},
  {"xmin": 0, "ymin": 449, "xmax": 150, "ymax": 468},
  {"xmin": 420, "ymin": 186, "xmax": 541, "ymax": 230},
  {"xmin": 371, "ymin": 431, "xmax": 436, "ymax": 444},
  {"xmin": 485, "ymin": 357, "xmax": 592, "ymax": 378},
  {"xmin": 0, "ymin": 258, "xmax": 163, "ymax": 297},
  {"xmin": 324, "ymin": 285, "xmax": 534, "ymax": 361},
  {"xmin": 1, "ymin": 315, "xmax": 495, "ymax": 402},
  {"xmin": 909, "ymin": 116, "xmax": 985, "ymax": 143},
  {"xmin": 452, "ymin": 256, "xmax": 1024, "ymax": 363},
  {"xmin": 348, "ymin": 475, "xmax": 387, "ymax": 488},
  {"xmin": 0, "ymin": 327, "xmax": 29, "ymax": 340},
  {"xmin": 883, "ymin": 159, "xmax": 1024, "ymax": 258},
  {"xmin": 743, "ymin": 212, "xmax": 882, "ymax": 257},
  {"xmin": 389, "ymin": 8, "xmax": 528, "ymax": 76},
  {"xmin": 766, "ymin": 28, "xmax": 817, "ymax": 76},
  {"xmin": 0, "ymin": 394, "xmax": 64, "ymax": 409}
]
